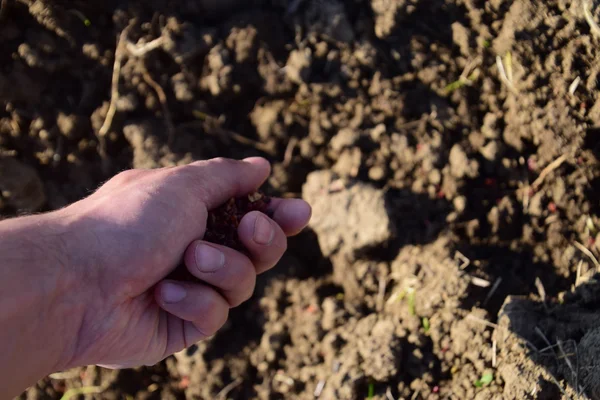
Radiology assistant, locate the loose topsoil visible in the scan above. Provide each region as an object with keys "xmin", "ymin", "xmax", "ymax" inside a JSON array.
[{"xmin": 4, "ymin": 0, "xmax": 600, "ymax": 398}]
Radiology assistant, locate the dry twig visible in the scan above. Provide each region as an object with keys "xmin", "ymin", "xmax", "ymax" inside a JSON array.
[
  {"xmin": 216, "ymin": 378, "xmax": 242, "ymax": 400},
  {"xmin": 283, "ymin": 137, "xmax": 298, "ymax": 167},
  {"xmin": 557, "ymin": 340, "xmax": 577, "ymax": 380},
  {"xmin": 97, "ymin": 25, "xmax": 132, "ymax": 158},
  {"xmin": 454, "ymin": 251, "xmax": 470, "ymax": 270},
  {"xmin": 574, "ymin": 241, "xmax": 600, "ymax": 271},
  {"xmin": 470, "ymin": 276, "xmax": 491, "ymax": 288},
  {"xmin": 126, "ymin": 36, "xmax": 166, "ymax": 57},
  {"xmin": 385, "ymin": 387, "xmax": 396, "ymax": 400},
  {"xmin": 584, "ymin": 0, "xmax": 600, "ymax": 38},
  {"xmin": 377, "ymin": 275, "xmax": 387, "ymax": 312},
  {"xmin": 531, "ymin": 154, "xmax": 568, "ymax": 190},
  {"xmin": 141, "ymin": 65, "xmax": 175, "ymax": 144},
  {"xmin": 314, "ymin": 380, "xmax": 326, "ymax": 397},
  {"xmin": 496, "ymin": 54, "xmax": 518, "ymax": 94},
  {"xmin": 569, "ymin": 76, "xmax": 582, "ymax": 95},
  {"xmin": 535, "ymin": 277, "xmax": 547, "ymax": 304},
  {"xmin": 576, "ymin": 260, "xmax": 585, "ymax": 286}
]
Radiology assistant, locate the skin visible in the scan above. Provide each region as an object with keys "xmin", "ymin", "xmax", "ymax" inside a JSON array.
[{"xmin": 0, "ymin": 157, "xmax": 312, "ymax": 398}]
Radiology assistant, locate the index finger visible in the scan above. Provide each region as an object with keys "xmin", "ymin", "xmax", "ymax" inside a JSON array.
[{"xmin": 183, "ymin": 157, "xmax": 271, "ymax": 210}]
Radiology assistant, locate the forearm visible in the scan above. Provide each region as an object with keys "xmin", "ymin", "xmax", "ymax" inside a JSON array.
[{"xmin": 0, "ymin": 211, "xmax": 83, "ymax": 398}]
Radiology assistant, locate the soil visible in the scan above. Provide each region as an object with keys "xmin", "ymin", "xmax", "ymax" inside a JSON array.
[{"xmin": 4, "ymin": 0, "xmax": 600, "ymax": 398}]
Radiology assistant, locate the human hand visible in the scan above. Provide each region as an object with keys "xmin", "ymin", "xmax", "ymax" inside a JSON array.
[{"xmin": 53, "ymin": 157, "xmax": 310, "ymax": 370}]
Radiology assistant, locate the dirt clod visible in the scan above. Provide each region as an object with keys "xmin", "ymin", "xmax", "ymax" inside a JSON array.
[{"xmin": 303, "ymin": 170, "xmax": 396, "ymax": 257}]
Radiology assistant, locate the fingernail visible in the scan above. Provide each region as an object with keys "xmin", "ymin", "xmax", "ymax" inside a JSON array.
[
  {"xmin": 195, "ymin": 243, "xmax": 225, "ymax": 273},
  {"xmin": 253, "ymin": 214, "xmax": 275, "ymax": 245},
  {"xmin": 161, "ymin": 283, "xmax": 187, "ymax": 304}
]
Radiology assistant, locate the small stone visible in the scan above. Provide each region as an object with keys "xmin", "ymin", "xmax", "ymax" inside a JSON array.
[
  {"xmin": 285, "ymin": 49, "xmax": 312, "ymax": 84},
  {"xmin": 171, "ymin": 73, "xmax": 194, "ymax": 102},
  {"xmin": 428, "ymin": 169, "xmax": 442, "ymax": 185},
  {"xmin": 453, "ymin": 196, "xmax": 467, "ymax": 213},
  {"xmin": 480, "ymin": 140, "xmax": 501, "ymax": 161},
  {"xmin": 332, "ymin": 148, "xmax": 361, "ymax": 178},
  {"xmin": 330, "ymin": 128, "xmax": 359, "ymax": 154},
  {"xmin": 56, "ymin": 113, "xmax": 88, "ymax": 140},
  {"xmin": 370, "ymin": 124, "xmax": 386, "ymax": 141},
  {"xmin": 368, "ymin": 165, "xmax": 386, "ymax": 181},
  {"xmin": 449, "ymin": 144, "xmax": 469, "ymax": 178},
  {"xmin": 482, "ymin": 113, "xmax": 500, "ymax": 139}
]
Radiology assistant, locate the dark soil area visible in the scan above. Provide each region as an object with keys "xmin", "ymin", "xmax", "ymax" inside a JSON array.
[{"xmin": 4, "ymin": 0, "xmax": 600, "ymax": 398}]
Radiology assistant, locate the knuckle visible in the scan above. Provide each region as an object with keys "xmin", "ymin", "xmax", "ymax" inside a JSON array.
[
  {"xmin": 281, "ymin": 237, "xmax": 288, "ymax": 253},
  {"xmin": 112, "ymin": 169, "xmax": 139, "ymax": 185},
  {"xmin": 210, "ymin": 156, "xmax": 234, "ymax": 166},
  {"xmin": 236, "ymin": 269, "xmax": 257, "ymax": 305},
  {"xmin": 200, "ymin": 307, "xmax": 229, "ymax": 336}
]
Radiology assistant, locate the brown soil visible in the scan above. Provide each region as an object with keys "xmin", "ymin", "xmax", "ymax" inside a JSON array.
[{"xmin": 4, "ymin": 0, "xmax": 600, "ymax": 398}]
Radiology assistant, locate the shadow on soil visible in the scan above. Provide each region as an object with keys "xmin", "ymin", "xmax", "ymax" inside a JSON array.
[{"xmin": 499, "ymin": 274, "xmax": 600, "ymax": 398}]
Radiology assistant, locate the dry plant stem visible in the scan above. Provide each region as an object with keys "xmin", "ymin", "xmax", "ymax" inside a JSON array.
[
  {"xmin": 496, "ymin": 55, "xmax": 518, "ymax": 94},
  {"xmin": 569, "ymin": 76, "xmax": 581, "ymax": 95},
  {"xmin": 314, "ymin": 380, "xmax": 326, "ymax": 397},
  {"xmin": 126, "ymin": 37, "xmax": 165, "ymax": 57},
  {"xmin": 576, "ymin": 259, "xmax": 585, "ymax": 286},
  {"xmin": 532, "ymin": 154, "xmax": 568, "ymax": 190},
  {"xmin": 385, "ymin": 387, "xmax": 395, "ymax": 400},
  {"xmin": 583, "ymin": 0, "xmax": 600, "ymax": 38},
  {"xmin": 283, "ymin": 137, "xmax": 298, "ymax": 167},
  {"xmin": 470, "ymin": 276, "xmax": 490, "ymax": 288},
  {"xmin": 216, "ymin": 378, "xmax": 242, "ymax": 400},
  {"xmin": 141, "ymin": 65, "xmax": 175, "ymax": 144},
  {"xmin": 377, "ymin": 275, "xmax": 387, "ymax": 312},
  {"xmin": 455, "ymin": 251, "xmax": 470, "ymax": 270},
  {"xmin": 574, "ymin": 241, "xmax": 600, "ymax": 271},
  {"xmin": 97, "ymin": 25, "xmax": 132, "ymax": 159},
  {"xmin": 557, "ymin": 340, "xmax": 577, "ymax": 381}
]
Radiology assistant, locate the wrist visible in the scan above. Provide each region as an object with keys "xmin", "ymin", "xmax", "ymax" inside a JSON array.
[{"xmin": 0, "ymin": 211, "xmax": 84, "ymax": 395}]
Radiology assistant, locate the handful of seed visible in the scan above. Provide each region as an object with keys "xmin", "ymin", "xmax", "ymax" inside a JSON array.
[
  {"xmin": 204, "ymin": 190, "xmax": 272, "ymax": 251},
  {"xmin": 167, "ymin": 190, "xmax": 271, "ymax": 282}
]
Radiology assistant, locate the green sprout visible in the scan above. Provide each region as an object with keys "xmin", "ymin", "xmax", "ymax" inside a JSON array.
[
  {"xmin": 474, "ymin": 373, "xmax": 494, "ymax": 388},
  {"xmin": 407, "ymin": 289, "xmax": 416, "ymax": 316},
  {"xmin": 367, "ymin": 382, "xmax": 375, "ymax": 399},
  {"xmin": 444, "ymin": 71, "xmax": 479, "ymax": 94},
  {"xmin": 422, "ymin": 317, "xmax": 430, "ymax": 332},
  {"xmin": 68, "ymin": 9, "xmax": 91, "ymax": 27}
]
